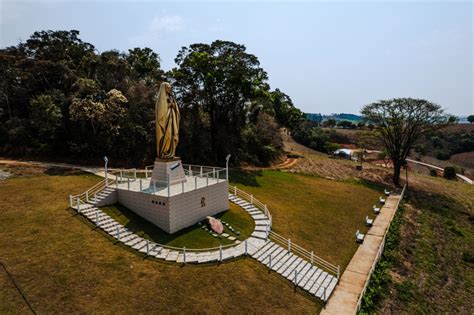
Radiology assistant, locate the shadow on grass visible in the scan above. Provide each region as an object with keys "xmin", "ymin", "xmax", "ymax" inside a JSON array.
[{"xmin": 228, "ymin": 169, "xmax": 263, "ymax": 187}]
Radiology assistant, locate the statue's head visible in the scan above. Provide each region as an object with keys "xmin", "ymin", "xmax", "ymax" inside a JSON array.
[{"xmin": 161, "ymin": 82, "xmax": 172, "ymax": 94}]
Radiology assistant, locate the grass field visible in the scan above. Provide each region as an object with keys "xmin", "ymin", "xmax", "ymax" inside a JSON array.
[
  {"xmin": 230, "ymin": 170, "xmax": 382, "ymax": 269},
  {"xmin": 0, "ymin": 162, "xmax": 381, "ymax": 313},
  {"xmin": 101, "ymin": 202, "xmax": 254, "ymax": 248}
]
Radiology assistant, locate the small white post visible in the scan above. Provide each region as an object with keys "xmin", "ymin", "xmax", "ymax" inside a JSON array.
[
  {"xmin": 94, "ymin": 193, "xmax": 97, "ymax": 203},
  {"xmin": 167, "ymin": 175, "xmax": 170, "ymax": 197},
  {"xmin": 311, "ymin": 251, "xmax": 314, "ymax": 264},
  {"xmin": 265, "ymin": 205, "xmax": 268, "ymax": 216},
  {"xmin": 183, "ymin": 247, "xmax": 186, "ymax": 264},
  {"xmin": 216, "ymin": 170, "xmax": 220, "ymax": 183},
  {"xmin": 294, "ymin": 270, "xmax": 298, "ymax": 285},
  {"xmin": 200, "ymin": 166, "xmax": 203, "ymax": 176},
  {"xmin": 269, "ymin": 254, "xmax": 272, "ymax": 269},
  {"xmin": 146, "ymin": 240, "xmax": 149, "ymax": 256},
  {"xmin": 127, "ymin": 178, "xmax": 130, "ymax": 190},
  {"xmin": 250, "ymin": 194, "xmax": 254, "ymax": 204},
  {"xmin": 120, "ymin": 171, "xmax": 123, "ymax": 183},
  {"xmin": 86, "ymin": 191, "xmax": 89, "ymax": 202},
  {"xmin": 145, "ymin": 168, "xmax": 148, "ymax": 178},
  {"xmin": 219, "ymin": 245, "xmax": 222, "ymax": 262},
  {"xmin": 134, "ymin": 169, "xmax": 136, "ymax": 179},
  {"xmin": 115, "ymin": 179, "xmax": 118, "ymax": 189},
  {"xmin": 194, "ymin": 176, "xmax": 197, "ymax": 190},
  {"xmin": 69, "ymin": 195, "xmax": 73, "ymax": 208},
  {"xmin": 95, "ymin": 210, "xmax": 99, "ymax": 227},
  {"xmin": 181, "ymin": 180, "xmax": 185, "ymax": 194},
  {"xmin": 153, "ymin": 180, "xmax": 156, "ymax": 194},
  {"xmin": 288, "ymin": 239, "xmax": 291, "ymax": 253},
  {"xmin": 76, "ymin": 197, "xmax": 80, "ymax": 212},
  {"xmin": 265, "ymin": 224, "xmax": 269, "ymax": 240},
  {"xmin": 234, "ymin": 186, "xmax": 237, "ymax": 195},
  {"xmin": 337, "ymin": 266, "xmax": 340, "ymax": 280},
  {"xmin": 213, "ymin": 167, "xmax": 216, "ymax": 179},
  {"xmin": 206, "ymin": 176, "xmax": 209, "ymax": 186},
  {"xmin": 116, "ymin": 226, "xmax": 120, "ymax": 240},
  {"xmin": 139, "ymin": 179, "xmax": 142, "ymax": 191},
  {"xmin": 245, "ymin": 240, "xmax": 248, "ymax": 255}
]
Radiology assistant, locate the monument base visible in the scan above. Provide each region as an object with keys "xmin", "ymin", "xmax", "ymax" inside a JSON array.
[{"xmin": 150, "ymin": 159, "xmax": 186, "ymax": 186}]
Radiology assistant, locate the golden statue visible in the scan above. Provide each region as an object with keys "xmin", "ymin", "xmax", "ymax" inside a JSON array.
[{"xmin": 155, "ymin": 82, "xmax": 180, "ymax": 160}]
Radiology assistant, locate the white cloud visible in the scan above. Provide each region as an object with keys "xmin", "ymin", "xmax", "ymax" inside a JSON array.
[{"xmin": 130, "ymin": 14, "xmax": 185, "ymax": 46}]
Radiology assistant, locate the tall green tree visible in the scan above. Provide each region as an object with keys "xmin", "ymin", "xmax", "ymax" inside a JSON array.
[
  {"xmin": 170, "ymin": 40, "xmax": 279, "ymax": 165},
  {"xmin": 361, "ymin": 98, "xmax": 452, "ymax": 186}
]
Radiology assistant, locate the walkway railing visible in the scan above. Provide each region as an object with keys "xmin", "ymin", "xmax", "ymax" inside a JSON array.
[
  {"xmin": 269, "ymin": 231, "xmax": 340, "ymax": 278},
  {"xmin": 355, "ymin": 184, "xmax": 407, "ymax": 311},
  {"xmin": 229, "ymin": 185, "xmax": 272, "ymax": 228},
  {"xmin": 70, "ymin": 177, "xmax": 116, "ymax": 206}
]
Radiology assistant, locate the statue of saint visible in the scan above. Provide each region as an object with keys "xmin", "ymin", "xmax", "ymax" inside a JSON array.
[{"xmin": 155, "ymin": 82, "xmax": 180, "ymax": 160}]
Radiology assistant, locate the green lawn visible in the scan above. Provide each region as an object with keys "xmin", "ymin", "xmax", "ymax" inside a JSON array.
[
  {"xmin": 101, "ymin": 202, "xmax": 254, "ymax": 248},
  {"xmin": 0, "ymin": 164, "xmax": 382, "ymax": 313},
  {"xmin": 230, "ymin": 170, "xmax": 382, "ymax": 269},
  {"xmin": 0, "ymin": 166, "xmax": 321, "ymax": 313}
]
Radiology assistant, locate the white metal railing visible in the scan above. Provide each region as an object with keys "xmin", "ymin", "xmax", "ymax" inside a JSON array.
[
  {"xmin": 269, "ymin": 231, "xmax": 340, "ymax": 278},
  {"xmin": 356, "ymin": 184, "xmax": 407, "ymax": 311},
  {"xmin": 229, "ymin": 185, "xmax": 272, "ymax": 228}
]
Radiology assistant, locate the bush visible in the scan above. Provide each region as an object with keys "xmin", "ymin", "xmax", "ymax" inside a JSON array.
[
  {"xmin": 429, "ymin": 169, "xmax": 437, "ymax": 177},
  {"xmin": 436, "ymin": 150, "xmax": 451, "ymax": 160},
  {"xmin": 443, "ymin": 166, "xmax": 457, "ymax": 180}
]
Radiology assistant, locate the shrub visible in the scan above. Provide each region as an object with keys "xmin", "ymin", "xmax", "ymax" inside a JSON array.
[
  {"xmin": 436, "ymin": 150, "xmax": 451, "ymax": 160},
  {"xmin": 429, "ymin": 169, "xmax": 437, "ymax": 177},
  {"xmin": 443, "ymin": 166, "xmax": 457, "ymax": 180}
]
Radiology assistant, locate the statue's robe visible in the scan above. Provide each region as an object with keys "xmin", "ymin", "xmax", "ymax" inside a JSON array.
[{"xmin": 155, "ymin": 82, "xmax": 180, "ymax": 160}]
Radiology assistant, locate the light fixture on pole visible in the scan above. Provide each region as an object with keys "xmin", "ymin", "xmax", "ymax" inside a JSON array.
[
  {"xmin": 225, "ymin": 154, "xmax": 231, "ymax": 181},
  {"xmin": 103, "ymin": 156, "xmax": 108, "ymax": 186}
]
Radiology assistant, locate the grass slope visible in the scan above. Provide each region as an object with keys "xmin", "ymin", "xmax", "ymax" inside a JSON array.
[{"xmin": 231, "ymin": 170, "xmax": 381, "ymax": 269}]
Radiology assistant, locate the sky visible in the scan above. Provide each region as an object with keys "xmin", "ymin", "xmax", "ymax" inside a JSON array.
[{"xmin": 1, "ymin": 0, "xmax": 473, "ymax": 115}]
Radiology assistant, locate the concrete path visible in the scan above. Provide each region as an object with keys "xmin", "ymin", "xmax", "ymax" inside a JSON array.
[
  {"xmin": 406, "ymin": 158, "xmax": 473, "ymax": 184},
  {"xmin": 321, "ymin": 192, "xmax": 403, "ymax": 315}
]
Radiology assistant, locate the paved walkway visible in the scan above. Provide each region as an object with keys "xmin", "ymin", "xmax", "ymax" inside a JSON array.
[
  {"xmin": 72, "ymin": 188, "xmax": 269, "ymax": 264},
  {"xmin": 406, "ymin": 158, "xmax": 473, "ymax": 184},
  {"xmin": 321, "ymin": 192, "xmax": 403, "ymax": 315}
]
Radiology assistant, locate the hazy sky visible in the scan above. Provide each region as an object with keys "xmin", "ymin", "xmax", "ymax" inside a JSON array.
[{"xmin": 1, "ymin": 0, "xmax": 472, "ymax": 115}]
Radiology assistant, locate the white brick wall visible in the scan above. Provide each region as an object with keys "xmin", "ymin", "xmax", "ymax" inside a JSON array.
[{"xmin": 116, "ymin": 181, "xmax": 228, "ymax": 234}]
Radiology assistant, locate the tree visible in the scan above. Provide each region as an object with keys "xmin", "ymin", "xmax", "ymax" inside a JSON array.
[
  {"xmin": 361, "ymin": 98, "xmax": 451, "ymax": 186},
  {"xmin": 322, "ymin": 118, "xmax": 336, "ymax": 128},
  {"xmin": 468, "ymin": 115, "xmax": 474, "ymax": 124},
  {"xmin": 443, "ymin": 166, "xmax": 456, "ymax": 180}
]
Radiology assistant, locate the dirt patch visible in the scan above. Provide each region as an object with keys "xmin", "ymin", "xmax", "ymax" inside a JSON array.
[{"xmin": 450, "ymin": 152, "xmax": 474, "ymax": 170}]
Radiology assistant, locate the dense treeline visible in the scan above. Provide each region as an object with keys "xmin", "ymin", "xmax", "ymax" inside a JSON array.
[{"xmin": 0, "ymin": 30, "xmax": 306, "ymax": 166}]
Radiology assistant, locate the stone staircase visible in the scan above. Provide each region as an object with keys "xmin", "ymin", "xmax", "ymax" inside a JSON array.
[
  {"xmin": 228, "ymin": 194, "xmax": 339, "ymax": 302},
  {"xmin": 250, "ymin": 240, "xmax": 338, "ymax": 301}
]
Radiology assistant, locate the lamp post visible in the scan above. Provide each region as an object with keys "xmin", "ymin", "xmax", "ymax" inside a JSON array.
[
  {"xmin": 103, "ymin": 156, "xmax": 108, "ymax": 186},
  {"xmin": 225, "ymin": 154, "xmax": 231, "ymax": 181}
]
